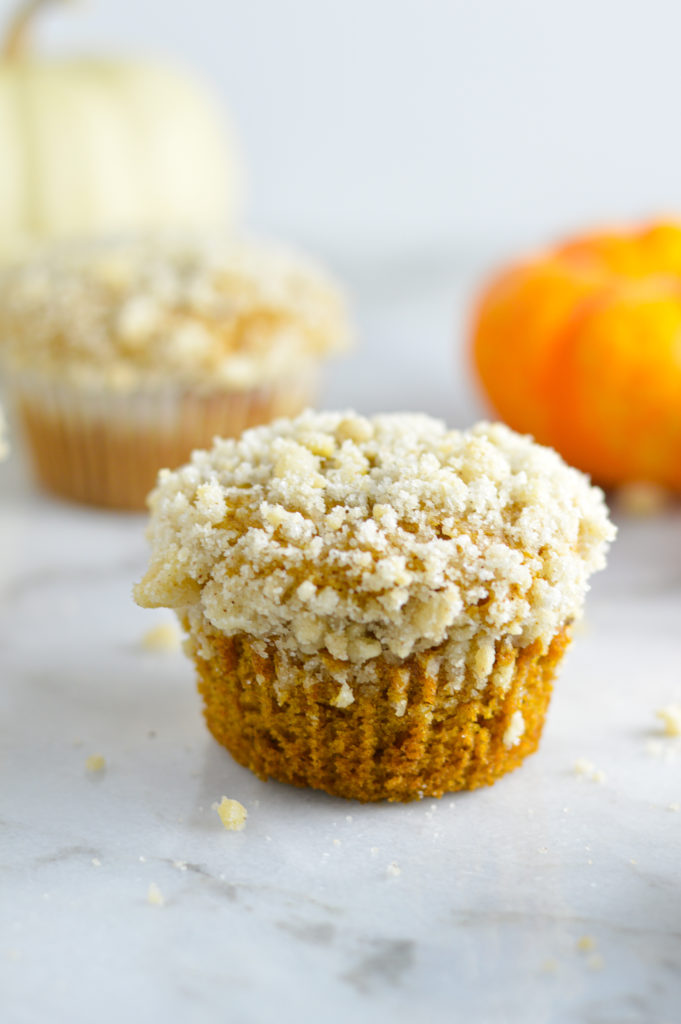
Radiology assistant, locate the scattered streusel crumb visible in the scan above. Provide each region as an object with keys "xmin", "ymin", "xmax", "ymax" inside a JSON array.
[
  {"xmin": 173, "ymin": 860, "xmax": 188, "ymax": 871},
  {"xmin": 576, "ymin": 935, "xmax": 596, "ymax": 953},
  {"xmin": 141, "ymin": 621, "xmax": 181, "ymax": 653},
  {"xmin": 91, "ymin": 858, "xmax": 101, "ymax": 867},
  {"xmin": 386, "ymin": 861, "xmax": 401, "ymax": 877},
  {"xmin": 667, "ymin": 802, "xmax": 680, "ymax": 812},
  {"xmin": 656, "ymin": 705, "xmax": 681, "ymax": 737},
  {"xmin": 332, "ymin": 839, "xmax": 341, "ymax": 847},
  {"xmin": 573, "ymin": 758, "xmax": 606, "ymax": 783},
  {"xmin": 214, "ymin": 796, "xmax": 247, "ymax": 831},
  {"xmin": 540, "ymin": 958, "xmax": 558, "ymax": 974},
  {"xmin": 147, "ymin": 883, "xmax": 164, "ymax": 906},
  {"xmin": 587, "ymin": 954, "xmax": 605, "ymax": 971},
  {"xmin": 645, "ymin": 739, "xmax": 678, "ymax": 763},
  {"xmin": 85, "ymin": 754, "xmax": 106, "ymax": 773}
]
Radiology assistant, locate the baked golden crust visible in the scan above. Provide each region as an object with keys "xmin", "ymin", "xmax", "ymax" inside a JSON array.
[{"xmin": 193, "ymin": 626, "xmax": 571, "ymax": 802}]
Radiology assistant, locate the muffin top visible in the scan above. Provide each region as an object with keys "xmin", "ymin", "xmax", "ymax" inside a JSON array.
[
  {"xmin": 0, "ymin": 235, "xmax": 350, "ymax": 392},
  {"xmin": 135, "ymin": 411, "xmax": 615, "ymax": 666}
]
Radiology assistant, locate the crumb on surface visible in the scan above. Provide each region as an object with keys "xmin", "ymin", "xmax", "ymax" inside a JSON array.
[
  {"xmin": 91, "ymin": 858, "xmax": 101, "ymax": 867},
  {"xmin": 85, "ymin": 754, "xmax": 106, "ymax": 773},
  {"xmin": 577, "ymin": 935, "xmax": 596, "ymax": 953},
  {"xmin": 656, "ymin": 704, "xmax": 681, "ymax": 737},
  {"xmin": 147, "ymin": 883, "xmax": 164, "ymax": 906},
  {"xmin": 587, "ymin": 954, "xmax": 605, "ymax": 971},
  {"xmin": 141, "ymin": 621, "xmax": 181, "ymax": 653},
  {"xmin": 667, "ymin": 802, "xmax": 680, "ymax": 812},
  {"xmin": 573, "ymin": 758, "xmax": 606, "ymax": 783},
  {"xmin": 645, "ymin": 738, "xmax": 679, "ymax": 763},
  {"xmin": 386, "ymin": 861, "xmax": 401, "ymax": 877},
  {"xmin": 540, "ymin": 958, "xmax": 558, "ymax": 974},
  {"xmin": 214, "ymin": 796, "xmax": 247, "ymax": 831}
]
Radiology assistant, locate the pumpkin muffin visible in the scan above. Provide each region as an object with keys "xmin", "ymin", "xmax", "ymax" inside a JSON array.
[
  {"xmin": 134, "ymin": 411, "xmax": 614, "ymax": 802},
  {"xmin": 0, "ymin": 235, "xmax": 350, "ymax": 509}
]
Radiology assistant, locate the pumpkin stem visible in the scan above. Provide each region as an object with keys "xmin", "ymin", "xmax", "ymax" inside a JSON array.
[{"xmin": 2, "ymin": 0, "xmax": 66, "ymax": 61}]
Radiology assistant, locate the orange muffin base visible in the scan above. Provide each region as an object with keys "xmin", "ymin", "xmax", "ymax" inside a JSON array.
[
  {"xmin": 14, "ymin": 375, "xmax": 317, "ymax": 510},
  {"xmin": 193, "ymin": 627, "xmax": 571, "ymax": 802}
]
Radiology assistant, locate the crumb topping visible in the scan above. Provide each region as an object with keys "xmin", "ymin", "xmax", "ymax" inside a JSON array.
[
  {"xmin": 141, "ymin": 621, "xmax": 181, "ymax": 653},
  {"xmin": 147, "ymin": 883, "xmax": 164, "ymax": 906},
  {"xmin": 0, "ymin": 236, "xmax": 350, "ymax": 391},
  {"xmin": 85, "ymin": 754, "xmax": 106, "ymax": 773},
  {"xmin": 573, "ymin": 758, "xmax": 606, "ymax": 783},
  {"xmin": 135, "ymin": 411, "xmax": 615, "ymax": 675},
  {"xmin": 656, "ymin": 704, "xmax": 681, "ymax": 737},
  {"xmin": 214, "ymin": 796, "xmax": 247, "ymax": 831}
]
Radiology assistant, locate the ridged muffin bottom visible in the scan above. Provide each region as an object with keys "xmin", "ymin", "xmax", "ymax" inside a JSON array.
[
  {"xmin": 194, "ymin": 627, "xmax": 572, "ymax": 802},
  {"xmin": 14, "ymin": 373, "xmax": 317, "ymax": 510}
]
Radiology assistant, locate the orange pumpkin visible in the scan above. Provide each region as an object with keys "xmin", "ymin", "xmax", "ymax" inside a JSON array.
[{"xmin": 471, "ymin": 220, "xmax": 681, "ymax": 491}]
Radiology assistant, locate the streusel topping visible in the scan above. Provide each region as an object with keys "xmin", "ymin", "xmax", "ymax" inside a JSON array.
[
  {"xmin": 0, "ymin": 236, "xmax": 350, "ymax": 391},
  {"xmin": 135, "ymin": 411, "xmax": 615, "ymax": 669}
]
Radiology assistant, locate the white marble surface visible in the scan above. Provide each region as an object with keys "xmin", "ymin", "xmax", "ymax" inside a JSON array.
[{"xmin": 2, "ymin": 256, "xmax": 681, "ymax": 1024}]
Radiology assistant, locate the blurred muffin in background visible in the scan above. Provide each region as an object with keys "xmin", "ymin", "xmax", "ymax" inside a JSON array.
[{"xmin": 0, "ymin": 235, "xmax": 351, "ymax": 509}]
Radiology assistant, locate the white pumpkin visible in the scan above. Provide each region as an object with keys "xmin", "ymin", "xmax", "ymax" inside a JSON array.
[{"xmin": 0, "ymin": 0, "xmax": 242, "ymax": 256}]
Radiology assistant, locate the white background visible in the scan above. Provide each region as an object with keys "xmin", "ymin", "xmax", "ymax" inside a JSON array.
[{"xmin": 22, "ymin": 0, "xmax": 681, "ymax": 254}]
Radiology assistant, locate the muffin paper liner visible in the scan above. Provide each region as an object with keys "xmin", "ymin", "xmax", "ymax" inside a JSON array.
[
  {"xmin": 7, "ymin": 368, "xmax": 319, "ymax": 510},
  {"xmin": 191, "ymin": 625, "xmax": 572, "ymax": 802}
]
